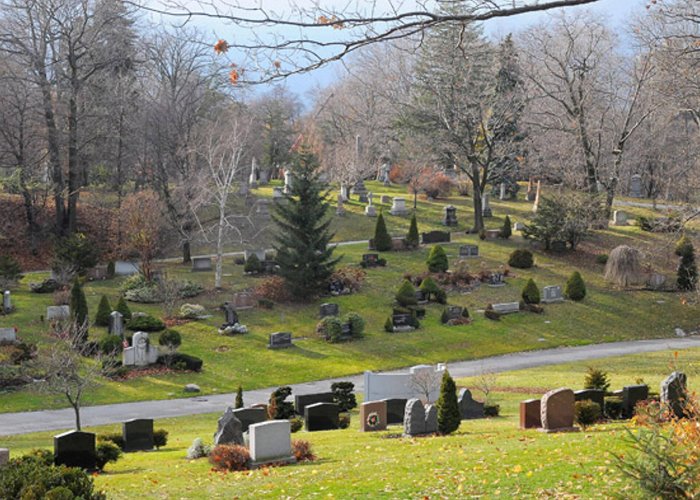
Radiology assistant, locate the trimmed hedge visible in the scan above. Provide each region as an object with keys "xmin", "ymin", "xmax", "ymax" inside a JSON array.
[
  {"xmin": 157, "ymin": 353, "xmax": 203, "ymax": 372},
  {"xmin": 508, "ymin": 249, "xmax": 533, "ymax": 269}
]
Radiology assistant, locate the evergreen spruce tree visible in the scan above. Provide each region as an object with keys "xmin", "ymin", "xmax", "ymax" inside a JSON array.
[
  {"xmin": 70, "ymin": 280, "xmax": 89, "ymax": 342},
  {"xmin": 115, "ymin": 296, "xmax": 132, "ymax": 320},
  {"xmin": 406, "ymin": 212, "xmax": 420, "ymax": 248},
  {"xmin": 675, "ymin": 236, "xmax": 698, "ymax": 291},
  {"xmin": 436, "ymin": 370, "xmax": 461, "ymax": 435},
  {"xmin": 565, "ymin": 271, "xmax": 587, "ymax": 301},
  {"xmin": 273, "ymin": 148, "xmax": 340, "ymax": 299},
  {"xmin": 95, "ymin": 295, "xmax": 112, "ymax": 327},
  {"xmin": 395, "ymin": 279, "xmax": 418, "ymax": 307},
  {"xmin": 500, "ymin": 215, "xmax": 512, "ymax": 239},
  {"xmin": 426, "ymin": 245, "xmax": 449, "ymax": 273},
  {"xmin": 521, "ymin": 279, "xmax": 541, "ymax": 304},
  {"xmin": 235, "ymin": 385, "xmax": 244, "ymax": 409},
  {"xmin": 374, "ymin": 211, "xmax": 392, "ymax": 251}
]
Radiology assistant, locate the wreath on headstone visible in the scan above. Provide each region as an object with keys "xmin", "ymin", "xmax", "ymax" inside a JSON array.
[{"xmin": 366, "ymin": 411, "xmax": 380, "ymax": 429}]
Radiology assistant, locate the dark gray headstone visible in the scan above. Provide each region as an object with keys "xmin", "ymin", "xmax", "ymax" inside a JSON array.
[
  {"xmin": 319, "ymin": 303, "xmax": 339, "ymax": 318},
  {"xmin": 459, "ymin": 245, "xmax": 479, "ymax": 258},
  {"xmin": 304, "ymin": 402, "xmax": 340, "ymax": 431},
  {"xmin": 622, "ymin": 385, "xmax": 649, "ymax": 418},
  {"xmin": 446, "ymin": 306, "xmax": 464, "ymax": 322},
  {"xmin": 415, "ymin": 290, "xmax": 428, "ymax": 303},
  {"xmin": 54, "ymin": 430, "xmax": 96, "ymax": 469},
  {"xmin": 222, "ymin": 302, "xmax": 239, "ymax": 325},
  {"xmin": 214, "ymin": 407, "xmax": 244, "ymax": 445},
  {"xmin": 268, "ymin": 332, "xmax": 292, "ymax": 349},
  {"xmin": 295, "ymin": 392, "xmax": 335, "ymax": 415},
  {"xmin": 574, "ymin": 389, "xmax": 605, "ymax": 412},
  {"xmin": 425, "ymin": 404, "xmax": 438, "ymax": 433},
  {"xmin": 458, "ymin": 388, "xmax": 485, "ymax": 419},
  {"xmin": 551, "ymin": 240, "xmax": 567, "ymax": 253},
  {"xmin": 421, "ymin": 231, "xmax": 451, "ymax": 244},
  {"xmin": 392, "ymin": 314, "xmax": 412, "ymax": 328},
  {"xmin": 362, "ymin": 253, "xmax": 379, "ymax": 265},
  {"xmin": 382, "ymin": 398, "xmax": 407, "ymax": 425},
  {"xmin": 661, "ymin": 372, "xmax": 688, "ymax": 419},
  {"xmin": 122, "ymin": 419, "xmax": 154, "ymax": 452},
  {"xmin": 191, "ymin": 256, "xmax": 212, "ymax": 271},
  {"xmin": 403, "ymin": 399, "xmax": 426, "ymax": 436},
  {"xmin": 108, "ymin": 311, "xmax": 124, "ymax": 337},
  {"xmin": 231, "ymin": 408, "xmax": 267, "ymax": 433}
]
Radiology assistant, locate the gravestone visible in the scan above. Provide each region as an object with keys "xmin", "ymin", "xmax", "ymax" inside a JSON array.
[
  {"xmin": 273, "ymin": 186, "xmax": 284, "ymax": 199},
  {"xmin": 336, "ymin": 194, "xmax": 345, "ymax": 216},
  {"xmin": 362, "ymin": 253, "xmax": 380, "ymax": 267},
  {"xmin": 540, "ymin": 388, "xmax": 578, "ymax": 433},
  {"xmin": 249, "ymin": 420, "xmax": 295, "ymax": 467},
  {"xmin": 424, "ymin": 404, "xmax": 438, "ymax": 433},
  {"xmin": 232, "ymin": 408, "xmax": 267, "ymax": 433},
  {"xmin": 612, "ymin": 210, "xmax": 628, "ymax": 226},
  {"xmin": 392, "ymin": 313, "xmax": 413, "ymax": 330},
  {"xmin": 551, "ymin": 240, "xmax": 567, "ymax": 253},
  {"xmin": 382, "ymin": 398, "xmax": 407, "ymax": 425},
  {"xmin": 46, "ymin": 305, "xmax": 70, "ymax": 321},
  {"xmin": 108, "ymin": 311, "xmax": 124, "ymax": 337},
  {"xmin": 304, "ymin": 402, "xmax": 340, "ymax": 431},
  {"xmin": 541, "ymin": 285, "xmax": 564, "ymax": 304},
  {"xmin": 459, "ymin": 244, "xmax": 479, "ymax": 258},
  {"xmin": 0, "ymin": 327, "xmax": 16, "ymax": 343},
  {"xmin": 629, "ymin": 174, "xmax": 642, "ymax": 198},
  {"xmin": 221, "ymin": 302, "xmax": 239, "ymax": 326},
  {"xmin": 360, "ymin": 400, "xmax": 388, "ymax": 432},
  {"xmin": 574, "ymin": 389, "xmax": 605, "ymax": 411},
  {"xmin": 295, "ymin": 392, "xmax": 335, "ymax": 415},
  {"xmin": 248, "ymin": 157, "xmax": 258, "ymax": 187},
  {"xmin": 403, "ymin": 398, "xmax": 426, "ymax": 436},
  {"xmin": 482, "ymin": 193, "xmax": 492, "ymax": 217},
  {"xmin": 0, "ymin": 448, "xmax": 8, "ymax": 466},
  {"xmin": 380, "ymin": 195, "xmax": 391, "ymax": 204},
  {"xmin": 526, "ymin": 178, "xmax": 536, "ymax": 202},
  {"xmin": 622, "ymin": 384, "xmax": 649, "ymax": 418},
  {"xmin": 213, "ymin": 407, "xmax": 244, "ymax": 445},
  {"xmin": 231, "ymin": 292, "xmax": 256, "ymax": 310},
  {"xmin": 458, "ymin": 388, "xmax": 485, "ymax": 419},
  {"xmin": 390, "ymin": 197, "xmax": 408, "ymax": 216},
  {"xmin": 421, "ymin": 231, "xmax": 451, "ymax": 244},
  {"xmin": 54, "ymin": 430, "xmax": 96, "ymax": 469},
  {"xmin": 191, "ymin": 257, "xmax": 212, "ymax": 272},
  {"xmin": 532, "ymin": 180, "xmax": 542, "ymax": 212},
  {"xmin": 319, "ymin": 303, "xmax": 339, "ymax": 318},
  {"xmin": 351, "ymin": 178, "xmax": 368, "ymax": 198},
  {"xmin": 365, "ymin": 192, "xmax": 377, "ymax": 217},
  {"xmin": 268, "ymin": 331, "xmax": 293, "ymax": 349},
  {"xmin": 244, "ymin": 249, "xmax": 267, "ymax": 262},
  {"xmin": 485, "ymin": 229, "xmax": 501, "ymax": 240},
  {"xmin": 122, "ymin": 418, "xmax": 154, "ymax": 452},
  {"xmin": 488, "ymin": 272, "xmax": 505, "ymax": 287},
  {"xmin": 391, "ymin": 237, "xmax": 408, "ymax": 251},
  {"xmin": 3, "ymin": 290, "xmax": 11, "ymax": 313},
  {"xmin": 256, "ymin": 199, "xmax": 271, "ymax": 216},
  {"xmin": 339, "ymin": 185, "xmax": 349, "ymax": 201},
  {"xmin": 122, "ymin": 331, "xmax": 159, "ymax": 367},
  {"xmin": 444, "ymin": 306, "xmax": 464, "ymax": 323},
  {"xmin": 442, "ymin": 205, "xmax": 457, "ymax": 226},
  {"xmin": 647, "ymin": 273, "xmax": 667, "ymax": 290},
  {"xmin": 520, "ymin": 399, "xmax": 541, "ymax": 429},
  {"xmin": 114, "ymin": 261, "xmax": 139, "ymax": 276},
  {"xmin": 415, "ymin": 290, "xmax": 428, "ymax": 304},
  {"xmin": 284, "ymin": 169, "xmax": 293, "ymax": 194},
  {"xmin": 661, "ymin": 371, "xmax": 688, "ymax": 419},
  {"xmin": 499, "ymin": 182, "xmax": 507, "ymax": 200},
  {"xmin": 513, "ymin": 221, "xmax": 525, "ymax": 231}
]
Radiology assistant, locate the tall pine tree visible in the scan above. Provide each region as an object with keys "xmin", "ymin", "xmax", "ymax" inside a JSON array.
[{"xmin": 273, "ymin": 148, "xmax": 340, "ymax": 299}]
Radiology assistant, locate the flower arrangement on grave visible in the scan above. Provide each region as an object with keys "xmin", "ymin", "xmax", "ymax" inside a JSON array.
[{"xmin": 366, "ymin": 411, "xmax": 381, "ymax": 429}]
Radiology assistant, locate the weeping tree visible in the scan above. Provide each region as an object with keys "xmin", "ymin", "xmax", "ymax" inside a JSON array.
[
  {"xmin": 273, "ymin": 148, "xmax": 340, "ymax": 299},
  {"xmin": 604, "ymin": 245, "xmax": 644, "ymax": 288}
]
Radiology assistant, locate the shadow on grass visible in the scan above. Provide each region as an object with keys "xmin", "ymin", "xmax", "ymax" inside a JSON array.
[
  {"xmin": 288, "ymin": 346, "xmax": 327, "ymax": 360},
  {"xmin": 101, "ymin": 468, "xmax": 145, "ymax": 475}
]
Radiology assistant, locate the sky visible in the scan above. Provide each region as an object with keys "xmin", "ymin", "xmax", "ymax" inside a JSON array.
[{"xmin": 157, "ymin": 0, "xmax": 648, "ymax": 104}]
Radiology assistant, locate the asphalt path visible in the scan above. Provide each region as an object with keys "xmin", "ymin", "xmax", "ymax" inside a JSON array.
[{"xmin": 2, "ymin": 336, "xmax": 699, "ymax": 436}]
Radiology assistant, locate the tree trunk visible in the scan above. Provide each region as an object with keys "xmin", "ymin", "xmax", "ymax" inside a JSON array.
[
  {"xmin": 71, "ymin": 400, "xmax": 81, "ymax": 431},
  {"xmin": 471, "ymin": 164, "xmax": 484, "ymax": 233},
  {"xmin": 182, "ymin": 240, "xmax": 191, "ymax": 264},
  {"xmin": 214, "ymin": 206, "xmax": 225, "ymax": 289},
  {"xmin": 67, "ymin": 79, "xmax": 80, "ymax": 234}
]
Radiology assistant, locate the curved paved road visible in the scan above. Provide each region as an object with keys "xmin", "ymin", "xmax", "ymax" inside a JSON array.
[{"xmin": 2, "ymin": 336, "xmax": 699, "ymax": 436}]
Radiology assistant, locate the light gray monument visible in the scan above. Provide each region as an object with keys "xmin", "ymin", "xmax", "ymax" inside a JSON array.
[
  {"xmin": 108, "ymin": 311, "xmax": 124, "ymax": 337},
  {"xmin": 122, "ymin": 331, "xmax": 159, "ymax": 367},
  {"xmin": 46, "ymin": 305, "xmax": 70, "ymax": 321},
  {"xmin": 2, "ymin": 290, "xmax": 11, "ymax": 313},
  {"xmin": 482, "ymin": 193, "xmax": 492, "ymax": 218},
  {"xmin": 283, "ymin": 169, "xmax": 293, "ymax": 194},
  {"xmin": 365, "ymin": 192, "xmax": 377, "ymax": 217},
  {"xmin": 541, "ymin": 285, "xmax": 564, "ymax": 304},
  {"xmin": 630, "ymin": 174, "xmax": 642, "ymax": 198},
  {"xmin": 390, "ymin": 197, "xmax": 408, "ymax": 216},
  {"xmin": 249, "ymin": 420, "xmax": 295, "ymax": 467}
]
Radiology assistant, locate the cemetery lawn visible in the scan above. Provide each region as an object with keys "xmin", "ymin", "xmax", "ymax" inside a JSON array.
[
  {"xmin": 6, "ymin": 347, "xmax": 699, "ymax": 498},
  {"xmin": 2, "ymin": 182, "xmax": 697, "ymax": 413}
]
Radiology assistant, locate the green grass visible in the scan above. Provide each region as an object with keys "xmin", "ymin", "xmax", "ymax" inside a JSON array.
[{"xmin": 6, "ymin": 347, "xmax": 700, "ymax": 498}]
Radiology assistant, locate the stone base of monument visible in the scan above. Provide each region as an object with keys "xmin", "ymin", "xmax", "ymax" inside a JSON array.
[
  {"xmin": 249, "ymin": 456, "xmax": 296, "ymax": 469},
  {"xmin": 538, "ymin": 426, "xmax": 580, "ymax": 434}
]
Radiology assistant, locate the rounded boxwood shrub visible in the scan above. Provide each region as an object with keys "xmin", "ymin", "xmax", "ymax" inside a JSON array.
[
  {"xmin": 153, "ymin": 429, "xmax": 169, "ymax": 449},
  {"xmin": 127, "ymin": 314, "xmax": 165, "ymax": 332},
  {"xmin": 595, "ymin": 254, "xmax": 608, "ymax": 265},
  {"xmin": 157, "ymin": 353, "xmax": 202, "ymax": 372},
  {"xmin": 426, "ymin": 245, "xmax": 448, "ymax": 273},
  {"xmin": 99, "ymin": 335, "xmax": 123, "ymax": 355},
  {"xmin": 159, "ymin": 329, "xmax": 182, "ymax": 349},
  {"xmin": 395, "ymin": 279, "xmax": 417, "ymax": 307},
  {"xmin": 484, "ymin": 404, "xmax": 500, "ymax": 417},
  {"xmin": 94, "ymin": 295, "xmax": 111, "ymax": 327},
  {"xmin": 338, "ymin": 414, "xmax": 351, "ymax": 429},
  {"xmin": 290, "ymin": 416, "xmax": 304, "ymax": 433},
  {"xmin": 575, "ymin": 400, "xmax": 602, "ymax": 429},
  {"xmin": 95, "ymin": 440, "xmax": 122, "ymax": 471},
  {"xmin": 179, "ymin": 303, "xmax": 205, "ymax": 319},
  {"xmin": 384, "ymin": 316, "xmax": 394, "ymax": 332},
  {"xmin": 419, "ymin": 276, "xmax": 441, "ymax": 300},
  {"xmin": 565, "ymin": 271, "xmax": 587, "ymax": 301},
  {"xmin": 521, "ymin": 279, "xmax": 541, "ymax": 305},
  {"xmin": 343, "ymin": 312, "xmax": 365, "ymax": 337},
  {"xmin": 316, "ymin": 316, "xmax": 343, "ymax": 342},
  {"xmin": 98, "ymin": 432, "xmax": 125, "ymax": 450},
  {"xmin": 508, "ymin": 249, "xmax": 534, "ymax": 269},
  {"xmin": 604, "ymin": 396, "xmax": 624, "ymax": 419}
]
